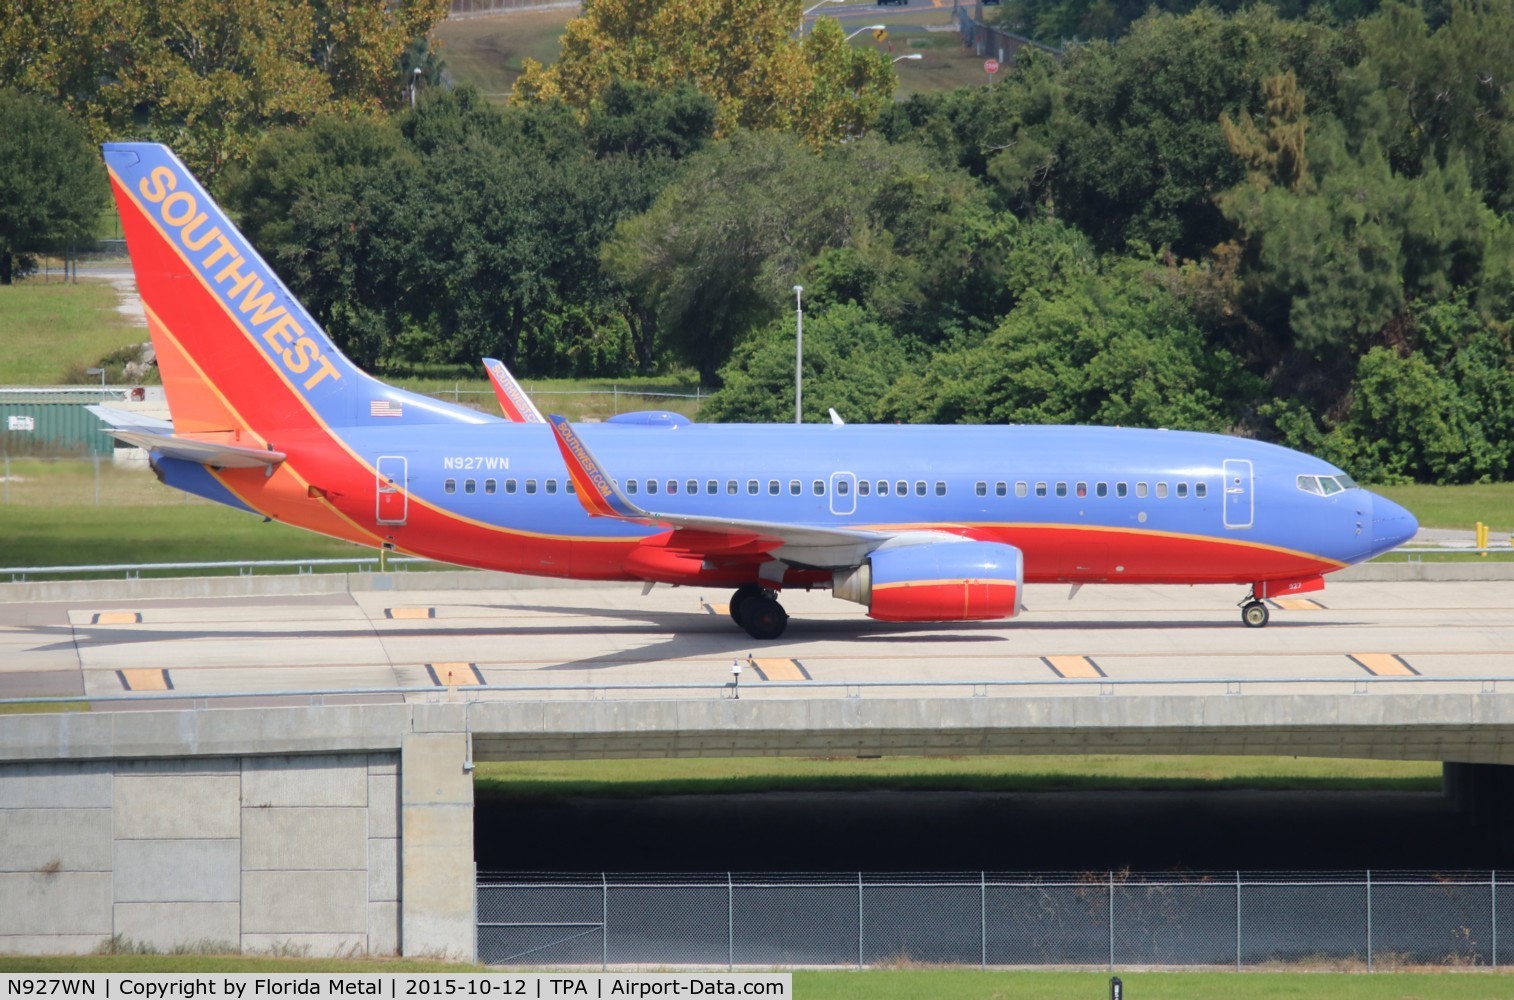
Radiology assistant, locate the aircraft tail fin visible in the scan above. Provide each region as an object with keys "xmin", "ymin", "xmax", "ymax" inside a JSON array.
[{"xmin": 102, "ymin": 142, "xmax": 489, "ymax": 442}]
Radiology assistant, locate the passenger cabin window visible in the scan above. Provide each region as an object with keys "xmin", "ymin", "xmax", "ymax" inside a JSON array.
[
  {"xmin": 464, "ymin": 479, "xmax": 476, "ymax": 494},
  {"xmin": 1156, "ymin": 482, "xmax": 1168, "ymax": 499},
  {"xmin": 915, "ymin": 481, "xmax": 927, "ymax": 497},
  {"xmin": 875, "ymin": 481, "xmax": 888, "ymax": 496},
  {"xmin": 976, "ymin": 482, "xmax": 988, "ymax": 497},
  {"xmin": 1117, "ymin": 482, "xmax": 1128, "ymax": 498},
  {"xmin": 747, "ymin": 480, "xmax": 759, "ymax": 495},
  {"xmin": 727, "ymin": 480, "xmax": 737, "ymax": 495},
  {"xmin": 1136, "ymin": 483, "xmax": 1149, "ymax": 498},
  {"xmin": 525, "ymin": 479, "xmax": 537, "ymax": 495},
  {"xmin": 1076, "ymin": 482, "xmax": 1087, "ymax": 498},
  {"xmin": 1035, "ymin": 482, "xmax": 1047, "ymax": 498},
  {"xmin": 444, "ymin": 479, "xmax": 456, "ymax": 494},
  {"xmin": 1176, "ymin": 482, "xmax": 1188, "ymax": 498},
  {"xmin": 858, "ymin": 480, "xmax": 870, "ymax": 496},
  {"xmin": 485, "ymin": 479, "xmax": 497, "ymax": 495},
  {"xmin": 830, "ymin": 480, "xmax": 844, "ymax": 496},
  {"xmin": 627, "ymin": 480, "xmax": 639, "ymax": 495},
  {"xmin": 1016, "ymin": 482, "xmax": 1028, "ymax": 498},
  {"xmin": 768, "ymin": 480, "xmax": 780, "ymax": 495},
  {"xmin": 545, "ymin": 480, "xmax": 557, "ymax": 495},
  {"xmin": 687, "ymin": 479, "xmax": 698, "ymax": 495},
  {"xmin": 506, "ymin": 479, "xmax": 518, "ymax": 495},
  {"xmin": 1195, "ymin": 482, "xmax": 1207, "ymax": 498},
  {"xmin": 646, "ymin": 480, "xmax": 658, "ymax": 495},
  {"xmin": 790, "ymin": 480, "xmax": 801, "ymax": 496},
  {"xmin": 896, "ymin": 480, "xmax": 908, "ymax": 497},
  {"xmin": 667, "ymin": 480, "xmax": 678, "ymax": 495},
  {"xmin": 1055, "ymin": 482, "xmax": 1068, "ymax": 498},
  {"xmin": 935, "ymin": 482, "xmax": 946, "ymax": 497},
  {"xmin": 1096, "ymin": 482, "xmax": 1108, "ymax": 498},
  {"xmin": 706, "ymin": 480, "xmax": 718, "ymax": 495},
  {"xmin": 996, "ymin": 482, "xmax": 1008, "ymax": 497}
]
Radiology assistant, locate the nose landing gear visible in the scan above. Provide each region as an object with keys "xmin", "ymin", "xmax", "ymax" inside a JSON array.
[
  {"xmin": 1239, "ymin": 588, "xmax": 1270, "ymax": 628},
  {"xmin": 730, "ymin": 583, "xmax": 789, "ymax": 640}
]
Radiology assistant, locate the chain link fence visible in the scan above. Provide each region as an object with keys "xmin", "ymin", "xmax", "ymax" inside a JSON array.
[{"xmin": 478, "ymin": 871, "xmax": 1511, "ymax": 969}]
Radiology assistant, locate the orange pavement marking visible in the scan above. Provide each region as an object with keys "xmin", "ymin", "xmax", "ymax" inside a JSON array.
[
  {"xmin": 1348, "ymin": 653, "xmax": 1419, "ymax": 676},
  {"xmin": 385, "ymin": 607, "xmax": 435, "ymax": 620},
  {"xmin": 1042, "ymin": 655, "xmax": 1106, "ymax": 679},
  {"xmin": 748, "ymin": 658, "xmax": 811, "ymax": 681},
  {"xmin": 426, "ymin": 662, "xmax": 484, "ymax": 687},
  {"xmin": 118, "ymin": 669, "xmax": 170, "ymax": 691},
  {"xmin": 93, "ymin": 612, "xmax": 142, "ymax": 625}
]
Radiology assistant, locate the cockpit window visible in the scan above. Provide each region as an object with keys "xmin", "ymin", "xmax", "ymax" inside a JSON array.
[{"xmin": 1298, "ymin": 474, "xmax": 1357, "ymax": 496}]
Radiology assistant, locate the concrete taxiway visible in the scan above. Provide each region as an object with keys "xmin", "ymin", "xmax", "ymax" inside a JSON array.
[{"xmin": 3, "ymin": 575, "xmax": 1512, "ymax": 703}]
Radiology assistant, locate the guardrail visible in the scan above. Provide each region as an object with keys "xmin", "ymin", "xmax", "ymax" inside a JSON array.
[
  {"xmin": 0, "ymin": 673, "xmax": 1505, "ymax": 709},
  {"xmin": 0, "ymin": 555, "xmax": 435, "ymax": 582}
]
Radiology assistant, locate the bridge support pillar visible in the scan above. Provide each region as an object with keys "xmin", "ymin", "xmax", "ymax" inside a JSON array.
[{"xmin": 401, "ymin": 706, "xmax": 475, "ymax": 961}]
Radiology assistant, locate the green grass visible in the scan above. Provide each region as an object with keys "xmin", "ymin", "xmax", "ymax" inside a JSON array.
[
  {"xmin": 473, "ymin": 754, "xmax": 1443, "ymax": 798},
  {"xmin": 0, "ymin": 280, "xmax": 145, "ymax": 384},
  {"xmin": 1, "ymin": 504, "xmax": 373, "ymax": 572},
  {"xmin": 1376, "ymin": 483, "xmax": 1514, "ymax": 536},
  {"xmin": 393, "ymin": 374, "xmax": 705, "ymax": 422}
]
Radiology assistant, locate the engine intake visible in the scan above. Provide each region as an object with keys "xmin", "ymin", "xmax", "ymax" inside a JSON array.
[{"xmin": 833, "ymin": 541, "xmax": 1024, "ymax": 622}]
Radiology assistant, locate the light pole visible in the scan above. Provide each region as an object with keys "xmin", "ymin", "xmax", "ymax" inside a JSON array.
[
  {"xmin": 892, "ymin": 53, "xmax": 924, "ymax": 64},
  {"xmin": 408, "ymin": 66, "xmax": 423, "ymax": 109},
  {"xmin": 846, "ymin": 24, "xmax": 887, "ymax": 41},
  {"xmin": 793, "ymin": 285, "xmax": 804, "ymax": 424}
]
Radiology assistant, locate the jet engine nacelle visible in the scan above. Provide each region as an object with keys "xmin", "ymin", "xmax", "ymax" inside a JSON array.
[{"xmin": 832, "ymin": 541, "xmax": 1024, "ymax": 622}]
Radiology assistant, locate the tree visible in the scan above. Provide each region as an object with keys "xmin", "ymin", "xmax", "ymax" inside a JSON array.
[
  {"xmin": 512, "ymin": 0, "xmax": 895, "ymax": 144},
  {"xmin": 0, "ymin": 90, "xmax": 107, "ymax": 285},
  {"xmin": 702, "ymin": 303, "xmax": 910, "ymax": 422},
  {"xmin": 879, "ymin": 257, "xmax": 1260, "ymax": 430},
  {"xmin": 1, "ymin": 0, "xmax": 448, "ymax": 178}
]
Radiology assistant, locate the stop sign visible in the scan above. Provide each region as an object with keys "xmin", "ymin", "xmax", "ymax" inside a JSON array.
[{"xmin": 984, "ymin": 58, "xmax": 1000, "ymax": 74}]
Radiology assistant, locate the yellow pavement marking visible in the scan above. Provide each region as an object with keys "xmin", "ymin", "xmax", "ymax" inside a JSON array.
[
  {"xmin": 1348, "ymin": 653, "xmax": 1419, "ymax": 676},
  {"xmin": 92, "ymin": 612, "xmax": 142, "ymax": 625},
  {"xmin": 426, "ymin": 662, "xmax": 484, "ymax": 687},
  {"xmin": 385, "ymin": 607, "xmax": 435, "ymax": 620},
  {"xmin": 701, "ymin": 602, "xmax": 730, "ymax": 616},
  {"xmin": 1271, "ymin": 598, "xmax": 1325, "ymax": 611},
  {"xmin": 747, "ymin": 657, "xmax": 811, "ymax": 681},
  {"xmin": 1042, "ymin": 655, "xmax": 1106, "ymax": 679},
  {"xmin": 117, "ymin": 669, "xmax": 170, "ymax": 691}
]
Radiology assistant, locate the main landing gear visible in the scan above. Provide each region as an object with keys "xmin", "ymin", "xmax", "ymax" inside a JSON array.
[
  {"xmin": 729, "ymin": 584, "xmax": 789, "ymax": 640},
  {"xmin": 1239, "ymin": 589, "xmax": 1270, "ymax": 628}
]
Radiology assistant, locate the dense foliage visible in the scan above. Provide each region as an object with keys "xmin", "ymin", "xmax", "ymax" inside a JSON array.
[
  {"xmin": 0, "ymin": 89, "xmax": 107, "ymax": 284},
  {"xmin": 4, "ymin": 0, "xmax": 1511, "ymax": 483}
]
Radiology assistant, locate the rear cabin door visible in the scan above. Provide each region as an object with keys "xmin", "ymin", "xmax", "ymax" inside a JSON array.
[
  {"xmin": 1222, "ymin": 459, "xmax": 1253, "ymax": 529},
  {"xmin": 376, "ymin": 455, "xmax": 408, "ymax": 525}
]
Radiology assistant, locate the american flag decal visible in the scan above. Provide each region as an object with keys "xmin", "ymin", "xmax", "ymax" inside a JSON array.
[{"xmin": 370, "ymin": 400, "xmax": 404, "ymax": 418}]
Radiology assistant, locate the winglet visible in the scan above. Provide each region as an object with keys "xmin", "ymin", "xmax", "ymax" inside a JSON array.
[
  {"xmin": 483, "ymin": 357, "xmax": 547, "ymax": 423},
  {"xmin": 546, "ymin": 414, "xmax": 647, "ymax": 520}
]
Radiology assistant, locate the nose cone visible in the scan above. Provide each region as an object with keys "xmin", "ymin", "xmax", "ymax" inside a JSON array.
[{"xmin": 1369, "ymin": 494, "xmax": 1418, "ymax": 556}]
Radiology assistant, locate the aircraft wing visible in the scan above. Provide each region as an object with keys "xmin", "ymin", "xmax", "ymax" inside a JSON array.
[
  {"xmin": 547, "ymin": 414, "xmax": 900, "ymax": 569},
  {"xmin": 87, "ymin": 405, "xmax": 285, "ymax": 469},
  {"xmin": 483, "ymin": 358, "xmax": 547, "ymax": 423}
]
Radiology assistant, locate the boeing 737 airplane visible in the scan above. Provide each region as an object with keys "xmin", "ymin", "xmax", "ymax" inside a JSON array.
[{"xmin": 95, "ymin": 142, "xmax": 1418, "ymax": 640}]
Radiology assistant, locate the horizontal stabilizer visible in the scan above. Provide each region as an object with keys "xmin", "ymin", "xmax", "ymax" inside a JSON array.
[{"xmin": 88, "ymin": 407, "xmax": 284, "ymax": 468}]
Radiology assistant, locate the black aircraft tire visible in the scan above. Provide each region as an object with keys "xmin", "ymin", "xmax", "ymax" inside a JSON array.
[
  {"xmin": 729, "ymin": 584, "xmax": 764, "ymax": 626},
  {"xmin": 739, "ymin": 596, "xmax": 788, "ymax": 640}
]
